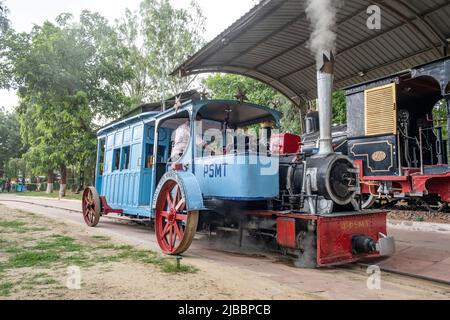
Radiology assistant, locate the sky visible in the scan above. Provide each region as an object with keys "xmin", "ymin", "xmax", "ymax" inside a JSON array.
[{"xmin": 0, "ymin": 0, "xmax": 258, "ymax": 112}]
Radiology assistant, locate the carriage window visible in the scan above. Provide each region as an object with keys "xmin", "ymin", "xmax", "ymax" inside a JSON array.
[
  {"xmin": 121, "ymin": 146, "xmax": 131, "ymax": 170},
  {"xmin": 145, "ymin": 143, "xmax": 154, "ymax": 168},
  {"xmin": 98, "ymin": 139, "xmax": 105, "ymax": 175},
  {"xmin": 145, "ymin": 144, "xmax": 166, "ymax": 168},
  {"xmin": 113, "ymin": 148, "xmax": 121, "ymax": 171}
]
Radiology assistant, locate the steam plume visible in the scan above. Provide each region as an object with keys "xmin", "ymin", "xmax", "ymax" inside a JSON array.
[{"xmin": 305, "ymin": 0, "xmax": 339, "ymax": 67}]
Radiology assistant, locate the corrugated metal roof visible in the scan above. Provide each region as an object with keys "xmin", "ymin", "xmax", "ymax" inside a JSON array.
[{"xmin": 172, "ymin": 0, "xmax": 450, "ymax": 105}]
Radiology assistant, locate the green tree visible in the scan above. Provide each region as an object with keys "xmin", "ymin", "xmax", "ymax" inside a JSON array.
[
  {"xmin": 0, "ymin": 108, "xmax": 26, "ymax": 176},
  {"xmin": 332, "ymin": 91, "xmax": 347, "ymax": 125},
  {"xmin": 433, "ymin": 99, "xmax": 449, "ymax": 158},
  {"xmin": 116, "ymin": 0, "xmax": 206, "ymax": 105},
  {"xmin": 0, "ymin": 0, "xmax": 12, "ymax": 89},
  {"xmin": 5, "ymin": 157, "xmax": 26, "ymax": 182},
  {"xmin": 6, "ymin": 13, "xmax": 131, "ymax": 194},
  {"xmin": 434, "ymin": 99, "xmax": 448, "ymax": 137},
  {"xmin": 0, "ymin": 1, "xmax": 8, "ymax": 35},
  {"xmin": 204, "ymin": 74, "xmax": 304, "ymax": 134},
  {"xmin": 204, "ymin": 74, "xmax": 348, "ymax": 134}
]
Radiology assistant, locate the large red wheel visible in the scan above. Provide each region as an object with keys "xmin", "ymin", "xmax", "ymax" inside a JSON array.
[
  {"xmin": 82, "ymin": 187, "xmax": 101, "ymax": 227},
  {"xmin": 155, "ymin": 179, "xmax": 198, "ymax": 255}
]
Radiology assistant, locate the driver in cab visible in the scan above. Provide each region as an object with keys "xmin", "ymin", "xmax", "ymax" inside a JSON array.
[{"xmin": 170, "ymin": 113, "xmax": 215, "ymax": 161}]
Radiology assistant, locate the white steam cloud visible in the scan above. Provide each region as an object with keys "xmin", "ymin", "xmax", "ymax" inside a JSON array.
[{"xmin": 305, "ymin": 0, "xmax": 340, "ymax": 67}]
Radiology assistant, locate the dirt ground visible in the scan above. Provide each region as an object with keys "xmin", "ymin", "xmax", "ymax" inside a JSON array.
[
  {"xmin": 0, "ymin": 206, "xmax": 318, "ymax": 300},
  {"xmin": 389, "ymin": 210, "xmax": 450, "ymax": 224},
  {"xmin": 1, "ymin": 203, "xmax": 449, "ymax": 300}
]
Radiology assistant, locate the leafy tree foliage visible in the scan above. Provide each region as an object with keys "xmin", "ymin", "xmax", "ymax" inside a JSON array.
[
  {"xmin": 0, "ymin": 1, "xmax": 8, "ymax": 35},
  {"xmin": 4, "ymin": 157, "xmax": 26, "ymax": 181},
  {"xmin": 203, "ymin": 74, "xmax": 303, "ymax": 134},
  {"xmin": 116, "ymin": 0, "xmax": 206, "ymax": 105},
  {"xmin": 332, "ymin": 91, "xmax": 347, "ymax": 125},
  {"xmin": 204, "ymin": 74, "xmax": 348, "ymax": 134},
  {"xmin": 433, "ymin": 99, "xmax": 448, "ymax": 157},
  {"xmin": 0, "ymin": 0, "xmax": 11, "ymax": 89},
  {"xmin": 1, "ymin": 1, "xmax": 206, "ymax": 192},
  {"xmin": 0, "ymin": 108, "xmax": 26, "ymax": 175},
  {"xmin": 4, "ymin": 13, "xmax": 132, "ymax": 192}
]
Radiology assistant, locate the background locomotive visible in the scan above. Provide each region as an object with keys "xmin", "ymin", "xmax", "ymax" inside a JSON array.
[{"xmin": 302, "ymin": 57, "xmax": 450, "ymax": 212}]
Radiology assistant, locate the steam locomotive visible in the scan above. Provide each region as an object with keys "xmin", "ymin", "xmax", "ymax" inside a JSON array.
[
  {"xmin": 84, "ymin": 52, "xmax": 395, "ymax": 267},
  {"xmin": 302, "ymin": 57, "xmax": 450, "ymax": 212}
]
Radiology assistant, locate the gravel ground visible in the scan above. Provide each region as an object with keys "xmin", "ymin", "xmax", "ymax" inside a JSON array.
[{"xmin": 388, "ymin": 210, "xmax": 450, "ymax": 224}]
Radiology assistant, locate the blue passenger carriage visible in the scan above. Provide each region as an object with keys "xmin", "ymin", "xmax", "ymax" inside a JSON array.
[{"xmin": 83, "ymin": 94, "xmax": 281, "ymax": 252}]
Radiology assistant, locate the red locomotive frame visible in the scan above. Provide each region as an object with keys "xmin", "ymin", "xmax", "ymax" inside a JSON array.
[{"xmin": 247, "ymin": 210, "xmax": 388, "ymax": 266}]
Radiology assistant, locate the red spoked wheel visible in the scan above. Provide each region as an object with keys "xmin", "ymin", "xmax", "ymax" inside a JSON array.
[
  {"xmin": 82, "ymin": 187, "xmax": 101, "ymax": 227},
  {"xmin": 155, "ymin": 179, "xmax": 198, "ymax": 255}
]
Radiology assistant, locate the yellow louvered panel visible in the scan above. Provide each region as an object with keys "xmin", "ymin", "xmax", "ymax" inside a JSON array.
[{"xmin": 364, "ymin": 83, "xmax": 397, "ymax": 136}]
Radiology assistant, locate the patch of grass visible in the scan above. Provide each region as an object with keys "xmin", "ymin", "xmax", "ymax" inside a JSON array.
[
  {"xmin": 6, "ymin": 251, "xmax": 61, "ymax": 268},
  {"xmin": 160, "ymin": 261, "xmax": 197, "ymax": 273},
  {"xmin": 415, "ymin": 215, "xmax": 425, "ymax": 222},
  {"xmin": 0, "ymin": 232, "xmax": 91, "ymax": 271},
  {"xmin": 91, "ymin": 235, "xmax": 111, "ymax": 241},
  {"xmin": 34, "ymin": 236, "xmax": 82, "ymax": 252},
  {"xmin": 116, "ymin": 245, "xmax": 134, "ymax": 250},
  {"xmin": 22, "ymin": 211, "xmax": 36, "ymax": 217},
  {"xmin": 0, "ymin": 220, "xmax": 27, "ymax": 229},
  {"xmin": 16, "ymin": 191, "xmax": 82, "ymax": 201},
  {"xmin": 29, "ymin": 227, "xmax": 49, "ymax": 232},
  {"xmin": 0, "ymin": 238, "xmax": 21, "ymax": 254},
  {"xmin": 0, "ymin": 219, "xmax": 33, "ymax": 234},
  {"xmin": 96, "ymin": 243, "xmax": 117, "ymax": 250},
  {"xmin": 3, "ymin": 245, "xmax": 21, "ymax": 254},
  {"xmin": 95, "ymin": 244, "xmax": 133, "ymax": 251},
  {"xmin": 0, "ymin": 281, "xmax": 14, "ymax": 296},
  {"xmin": 62, "ymin": 254, "xmax": 94, "ymax": 267},
  {"xmin": 25, "ymin": 273, "xmax": 58, "ymax": 286},
  {"xmin": 97, "ymin": 246, "xmax": 197, "ymax": 274},
  {"xmin": 16, "ymin": 273, "xmax": 59, "ymax": 292}
]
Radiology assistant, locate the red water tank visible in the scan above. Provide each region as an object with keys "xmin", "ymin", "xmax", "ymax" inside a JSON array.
[{"xmin": 270, "ymin": 133, "xmax": 301, "ymax": 155}]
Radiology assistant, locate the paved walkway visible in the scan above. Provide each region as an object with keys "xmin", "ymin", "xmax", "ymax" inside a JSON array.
[{"xmin": 375, "ymin": 226, "xmax": 450, "ymax": 283}]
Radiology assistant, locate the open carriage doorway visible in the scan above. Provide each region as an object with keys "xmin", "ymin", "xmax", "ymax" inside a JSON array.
[
  {"xmin": 95, "ymin": 138, "xmax": 106, "ymax": 192},
  {"xmin": 154, "ymin": 110, "xmax": 191, "ymax": 187}
]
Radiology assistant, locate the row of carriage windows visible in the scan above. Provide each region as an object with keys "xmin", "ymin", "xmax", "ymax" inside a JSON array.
[{"xmin": 109, "ymin": 143, "xmax": 166, "ymax": 172}]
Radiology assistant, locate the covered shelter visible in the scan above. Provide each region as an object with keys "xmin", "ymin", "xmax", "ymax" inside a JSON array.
[{"xmin": 172, "ymin": 0, "xmax": 450, "ymax": 105}]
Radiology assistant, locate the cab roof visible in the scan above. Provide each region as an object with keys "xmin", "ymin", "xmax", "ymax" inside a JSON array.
[{"xmin": 154, "ymin": 99, "xmax": 281, "ymax": 128}]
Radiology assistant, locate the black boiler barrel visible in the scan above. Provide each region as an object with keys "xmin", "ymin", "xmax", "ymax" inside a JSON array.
[{"xmin": 305, "ymin": 154, "xmax": 357, "ymax": 205}]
